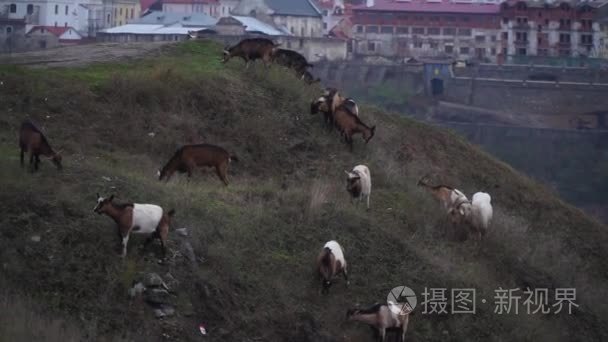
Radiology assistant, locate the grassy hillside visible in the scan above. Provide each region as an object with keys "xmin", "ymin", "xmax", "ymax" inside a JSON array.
[{"xmin": 0, "ymin": 41, "xmax": 607, "ymax": 342}]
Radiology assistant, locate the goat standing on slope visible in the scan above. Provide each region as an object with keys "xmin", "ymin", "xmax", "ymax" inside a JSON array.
[
  {"xmin": 346, "ymin": 302, "xmax": 413, "ymax": 342},
  {"xmin": 417, "ymin": 174, "xmax": 468, "ymax": 213},
  {"xmin": 317, "ymin": 240, "xmax": 348, "ymax": 294},
  {"xmin": 157, "ymin": 144, "xmax": 238, "ymax": 186},
  {"xmin": 93, "ymin": 194, "xmax": 175, "ymax": 258},
  {"xmin": 449, "ymin": 192, "xmax": 493, "ymax": 240},
  {"xmin": 18, "ymin": 120, "xmax": 62, "ymax": 172},
  {"xmin": 345, "ymin": 165, "xmax": 372, "ymax": 210}
]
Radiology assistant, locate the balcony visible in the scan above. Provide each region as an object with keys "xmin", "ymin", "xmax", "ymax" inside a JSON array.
[{"xmin": 513, "ymin": 22, "xmax": 530, "ymax": 30}]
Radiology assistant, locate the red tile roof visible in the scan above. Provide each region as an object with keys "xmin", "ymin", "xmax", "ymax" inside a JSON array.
[
  {"xmin": 140, "ymin": 0, "xmax": 157, "ymax": 11},
  {"xmin": 29, "ymin": 26, "xmax": 72, "ymax": 37},
  {"xmin": 352, "ymin": 0, "xmax": 500, "ymax": 14}
]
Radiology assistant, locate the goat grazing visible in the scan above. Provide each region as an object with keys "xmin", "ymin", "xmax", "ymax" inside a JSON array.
[
  {"xmin": 273, "ymin": 48, "xmax": 313, "ymax": 77},
  {"xmin": 93, "ymin": 194, "xmax": 175, "ymax": 258},
  {"xmin": 346, "ymin": 302, "xmax": 413, "ymax": 342},
  {"xmin": 18, "ymin": 120, "xmax": 62, "ymax": 172},
  {"xmin": 316, "ymin": 240, "xmax": 348, "ymax": 294},
  {"xmin": 222, "ymin": 38, "xmax": 279, "ymax": 69},
  {"xmin": 157, "ymin": 144, "xmax": 238, "ymax": 186},
  {"xmin": 450, "ymin": 192, "xmax": 493, "ymax": 240},
  {"xmin": 333, "ymin": 104, "xmax": 375, "ymax": 150},
  {"xmin": 417, "ymin": 174, "xmax": 468, "ymax": 213},
  {"xmin": 345, "ymin": 165, "xmax": 372, "ymax": 210}
]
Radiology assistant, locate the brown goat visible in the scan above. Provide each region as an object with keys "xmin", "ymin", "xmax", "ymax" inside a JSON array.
[
  {"xmin": 333, "ymin": 105, "xmax": 375, "ymax": 151},
  {"xmin": 93, "ymin": 194, "xmax": 175, "ymax": 258},
  {"xmin": 158, "ymin": 144, "xmax": 238, "ymax": 185},
  {"xmin": 417, "ymin": 174, "xmax": 468, "ymax": 212},
  {"xmin": 18, "ymin": 120, "xmax": 62, "ymax": 172},
  {"xmin": 316, "ymin": 240, "xmax": 348, "ymax": 294},
  {"xmin": 222, "ymin": 38, "xmax": 280, "ymax": 69}
]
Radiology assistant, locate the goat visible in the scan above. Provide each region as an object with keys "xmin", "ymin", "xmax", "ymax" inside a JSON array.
[
  {"xmin": 417, "ymin": 174, "xmax": 468, "ymax": 213},
  {"xmin": 449, "ymin": 192, "xmax": 493, "ymax": 240},
  {"xmin": 93, "ymin": 194, "xmax": 175, "ymax": 258},
  {"xmin": 222, "ymin": 38, "xmax": 280, "ymax": 69},
  {"xmin": 302, "ymin": 70, "xmax": 321, "ymax": 85},
  {"xmin": 273, "ymin": 48, "xmax": 313, "ymax": 77},
  {"xmin": 346, "ymin": 302, "xmax": 413, "ymax": 342},
  {"xmin": 18, "ymin": 120, "xmax": 62, "ymax": 172},
  {"xmin": 310, "ymin": 92, "xmax": 359, "ymax": 129},
  {"xmin": 333, "ymin": 104, "xmax": 375, "ymax": 151},
  {"xmin": 345, "ymin": 165, "xmax": 371, "ymax": 210},
  {"xmin": 157, "ymin": 144, "xmax": 238, "ymax": 186},
  {"xmin": 316, "ymin": 240, "xmax": 348, "ymax": 294}
]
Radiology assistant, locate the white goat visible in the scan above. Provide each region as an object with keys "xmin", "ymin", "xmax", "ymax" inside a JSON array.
[
  {"xmin": 450, "ymin": 192, "xmax": 493, "ymax": 240},
  {"xmin": 345, "ymin": 165, "xmax": 371, "ymax": 210}
]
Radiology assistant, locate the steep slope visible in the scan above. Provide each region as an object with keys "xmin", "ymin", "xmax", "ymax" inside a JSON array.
[{"xmin": 0, "ymin": 41, "xmax": 607, "ymax": 342}]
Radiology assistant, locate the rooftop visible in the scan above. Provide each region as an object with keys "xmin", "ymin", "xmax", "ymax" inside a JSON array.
[
  {"xmin": 265, "ymin": 0, "xmax": 322, "ymax": 17},
  {"xmin": 130, "ymin": 11, "xmax": 218, "ymax": 26},
  {"xmin": 352, "ymin": 0, "xmax": 501, "ymax": 14},
  {"xmin": 230, "ymin": 15, "xmax": 290, "ymax": 35}
]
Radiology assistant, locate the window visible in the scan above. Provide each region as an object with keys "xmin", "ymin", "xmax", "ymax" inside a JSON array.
[
  {"xmin": 55, "ymin": 5, "xmax": 59, "ymax": 14},
  {"xmin": 65, "ymin": 5, "xmax": 68, "ymax": 15},
  {"xmin": 64, "ymin": 22, "xmax": 67, "ymax": 27},
  {"xmin": 323, "ymin": 22, "xmax": 327, "ymax": 29},
  {"xmin": 367, "ymin": 41, "xmax": 375, "ymax": 51},
  {"xmin": 502, "ymin": 32, "xmax": 508, "ymax": 40},
  {"xmin": 559, "ymin": 33, "xmax": 570, "ymax": 43},
  {"xmin": 412, "ymin": 27, "xmax": 424, "ymax": 34},
  {"xmin": 366, "ymin": 26, "xmax": 378, "ymax": 33},
  {"xmin": 516, "ymin": 32, "xmax": 527, "ymax": 42},
  {"xmin": 460, "ymin": 46, "xmax": 470, "ymax": 54},
  {"xmin": 462, "ymin": 16, "xmax": 470, "ymax": 22},
  {"xmin": 516, "ymin": 17, "xmax": 528, "ymax": 24},
  {"xmin": 428, "ymin": 27, "xmax": 440, "ymax": 35},
  {"xmin": 9, "ymin": 3, "xmax": 16, "ymax": 13},
  {"xmin": 491, "ymin": 35, "xmax": 496, "ymax": 42},
  {"xmin": 502, "ymin": 47, "xmax": 507, "ymax": 55},
  {"xmin": 538, "ymin": 48, "xmax": 548, "ymax": 56},
  {"xmin": 301, "ymin": 27, "xmax": 304, "ymax": 36},
  {"xmin": 396, "ymin": 27, "xmax": 408, "ymax": 34},
  {"xmin": 581, "ymin": 34, "xmax": 593, "ymax": 44},
  {"xmin": 27, "ymin": 4, "xmax": 33, "ymax": 14},
  {"xmin": 581, "ymin": 19, "xmax": 592, "ymax": 30},
  {"xmin": 380, "ymin": 26, "xmax": 393, "ymax": 34},
  {"xmin": 414, "ymin": 41, "xmax": 422, "ymax": 48},
  {"xmin": 443, "ymin": 27, "xmax": 455, "ymax": 35},
  {"xmin": 430, "ymin": 42, "xmax": 438, "ymax": 49},
  {"xmin": 502, "ymin": 17, "xmax": 508, "ymax": 24},
  {"xmin": 475, "ymin": 35, "xmax": 485, "ymax": 43},
  {"xmin": 445, "ymin": 45, "xmax": 453, "ymax": 53},
  {"xmin": 347, "ymin": 40, "xmax": 353, "ymax": 53},
  {"xmin": 458, "ymin": 28, "xmax": 471, "ymax": 36},
  {"xmin": 119, "ymin": 8, "xmax": 122, "ymax": 16},
  {"xmin": 516, "ymin": 2, "xmax": 526, "ymax": 10},
  {"xmin": 6, "ymin": 26, "xmax": 12, "ymax": 33},
  {"xmin": 517, "ymin": 47, "xmax": 526, "ymax": 55},
  {"xmin": 491, "ymin": 47, "xmax": 496, "ymax": 55},
  {"xmin": 114, "ymin": 8, "xmax": 117, "ymax": 17},
  {"xmin": 356, "ymin": 25, "xmax": 363, "ymax": 33},
  {"xmin": 130, "ymin": 8, "xmax": 134, "ymax": 19},
  {"xmin": 107, "ymin": 14, "xmax": 110, "ymax": 23}
]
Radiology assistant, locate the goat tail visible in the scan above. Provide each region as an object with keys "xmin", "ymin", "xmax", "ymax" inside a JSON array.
[
  {"xmin": 168, "ymin": 209, "xmax": 176, "ymax": 217},
  {"xmin": 229, "ymin": 154, "xmax": 239, "ymax": 163}
]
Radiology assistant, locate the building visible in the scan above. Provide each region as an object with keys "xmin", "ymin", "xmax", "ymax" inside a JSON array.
[
  {"xmin": 599, "ymin": 1, "xmax": 608, "ymax": 58},
  {"xmin": 27, "ymin": 25, "xmax": 82, "ymax": 43},
  {"xmin": 111, "ymin": 0, "xmax": 141, "ymax": 26},
  {"xmin": 210, "ymin": 15, "xmax": 287, "ymax": 35},
  {"xmin": 351, "ymin": 0, "xmax": 503, "ymax": 62},
  {"xmin": 162, "ymin": 0, "xmax": 220, "ymax": 17},
  {"xmin": 98, "ymin": 10, "xmax": 217, "ymax": 41},
  {"xmin": 500, "ymin": 0, "xmax": 604, "ymax": 58},
  {"xmin": 232, "ymin": 0, "xmax": 323, "ymax": 37},
  {"xmin": 0, "ymin": 18, "xmax": 27, "ymax": 52},
  {"xmin": 316, "ymin": 0, "xmax": 347, "ymax": 35}
]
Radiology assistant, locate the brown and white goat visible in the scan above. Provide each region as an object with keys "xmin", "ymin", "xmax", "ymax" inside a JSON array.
[
  {"xmin": 417, "ymin": 174, "xmax": 468, "ymax": 213},
  {"xmin": 157, "ymin": 144, "xmax": 238, "ymax": 186},
  {"xmin": 93, "ymin": 194, "xmax": 175, "ymax": 258},
  {"xmin": 18, "ymin": 120, "xmax": 62, "ymax": 172},
  {"xmin": 345, "ymin": 165, "xmax": 372, "ymax": 210},
  {"xmin": 346, "ymin": 302, "xmax": 413, "ymax": 342},
  {"xmin": 316, "ymin": 240, "xmax": 348, "ymax": 294}
]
